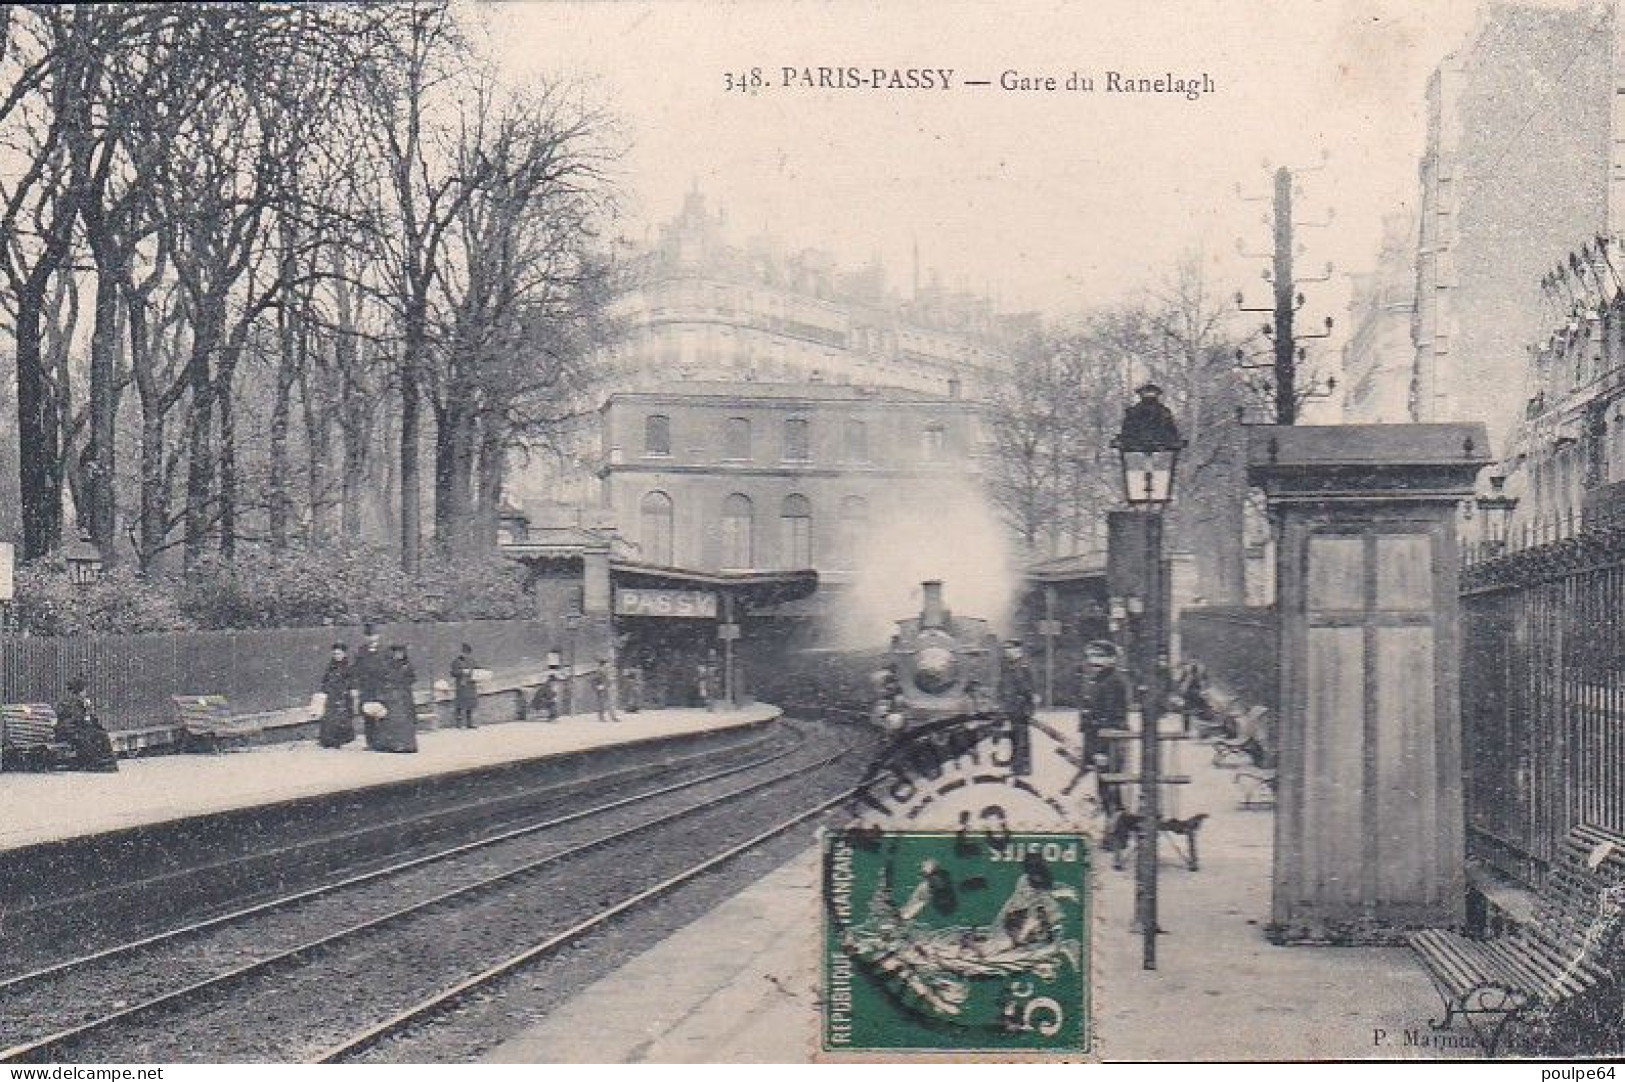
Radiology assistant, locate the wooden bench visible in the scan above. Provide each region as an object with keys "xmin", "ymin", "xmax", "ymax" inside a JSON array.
[
  {"xmin": 0, "ymin": 703, "xmax": 72, "ymax": 772},
  {"xmin": 1409, "ymin": 825, "xmax": 1625, "ymax": 1058},
  {"xmin": 1233, "ymin": 767, "xmax": 1277, "ymax": 809},
  {"xmin": 173, "ymin": 694, "xmax": 266, "ymax": 752}
]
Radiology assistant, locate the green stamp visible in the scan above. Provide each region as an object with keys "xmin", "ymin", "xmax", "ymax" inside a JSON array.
[{"xmin": 822, "ymin": 827, "xmax": 1091, "ymax": 1055}]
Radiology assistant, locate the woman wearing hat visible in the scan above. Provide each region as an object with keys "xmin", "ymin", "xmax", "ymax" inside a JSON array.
[
  {"xmin": 317, "ymin": 643, "xmax": 357, "ymax": 748},
  {"xmin": 54, "ymin": 675, "xmax": 117, "ymax": 772},
  {"xmin": 373, "ymin": 644, "xmax": 421, "ymax": 753}
]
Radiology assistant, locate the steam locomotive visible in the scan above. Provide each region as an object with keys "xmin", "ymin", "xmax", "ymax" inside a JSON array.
[{"xmin": 876, "ymin": 580, "xmax": 1002, "ymax": 730}]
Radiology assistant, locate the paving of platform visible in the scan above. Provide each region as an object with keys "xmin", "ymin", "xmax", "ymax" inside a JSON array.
[
  {"xmin": 485, "ymin": 710, "xmax": 1462, "ymax": 1063},
  {"xmin": 0, "ymin": 706, "xmax": 777, "ymax": 854}
]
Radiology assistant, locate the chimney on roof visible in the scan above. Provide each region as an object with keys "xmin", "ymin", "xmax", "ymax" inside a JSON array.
[
  {"xmin": 948, "ymin": 377, "xmax": 962, "ymax": 399},
  {"xmin": 810, "ymin": 369, "xmax": 824, "ymax": 383}
]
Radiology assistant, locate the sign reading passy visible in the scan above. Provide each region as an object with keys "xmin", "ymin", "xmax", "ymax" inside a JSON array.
[{"xmin": 613, "ymin": 588, "xmax": 718, "ymax": 619}]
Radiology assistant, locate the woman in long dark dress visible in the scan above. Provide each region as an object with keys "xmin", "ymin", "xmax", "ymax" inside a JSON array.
[
  {"xmin": 318, "ymin": 644, "xmax": 357, "ymax": 748},
  {"xmin": 54, "ymin": 675, "xmax": 118, "ymax": 772},
  {"xmin": 375, "ymin": 644, "xmax": 419, "ymax": 753}
]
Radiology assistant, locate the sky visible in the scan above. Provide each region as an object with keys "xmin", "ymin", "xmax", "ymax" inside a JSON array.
[{"xmin": 469, "ymin": 0, "xmax": 1516, "ymax": 330}]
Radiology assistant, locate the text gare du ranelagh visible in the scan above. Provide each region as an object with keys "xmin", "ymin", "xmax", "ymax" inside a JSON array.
[{"xmin": 756, "ymin": 67, "xmax": 1216, "ymax": 100}]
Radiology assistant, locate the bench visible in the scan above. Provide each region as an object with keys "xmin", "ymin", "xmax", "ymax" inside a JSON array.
[
  {"xmin": 1409, "ymin": 825, "xmax": 1625, "ymax": 1058},
  {"xmin": 173, "ymin": 694, "xmax": 266, "ymax": 752},
  {"xmin": 0, "ymin": 703, "xmax": 72, "ymax": 772},
  {"xmin": 1212, "ymin": 707, "xmax": 1271, "ymax": 767},
  {"xmin": 1233, "ymin": 768, "xmax": 1276, "ymax": 809}
]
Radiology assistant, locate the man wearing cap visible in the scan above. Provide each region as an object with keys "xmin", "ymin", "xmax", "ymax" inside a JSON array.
[
  {"xmin": 999, "ymin": 639, "xmax": 1036, "ymax": 776},
  {"xmin": 1081, "ymin": 640, "xmax": 1130, "ymax": 813}
]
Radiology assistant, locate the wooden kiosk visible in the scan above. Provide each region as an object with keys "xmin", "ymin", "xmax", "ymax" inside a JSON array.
[{"xmin": 1247, "ymin": 424, "xmax": 1489, "ymax": 944}]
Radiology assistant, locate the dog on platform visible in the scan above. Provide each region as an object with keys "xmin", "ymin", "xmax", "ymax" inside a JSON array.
[{"xmin": 1101, "ymin": 811, "xmax": 1210, "ymax": 871}]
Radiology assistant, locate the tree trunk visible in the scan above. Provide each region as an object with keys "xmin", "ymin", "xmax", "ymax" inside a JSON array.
[
  {"xmin": 399, "ymin": 299, "xmax": 425, "ymax": 572},
  {"xmin": 86, "ymin": 260, "xmax": 121, "ymax": 563},
  {"xmin": 474, "ymin": 414, "xmax": 505, "ymax": 551},
  {"xmin": 268, "ymin": 301, "xmax": 299, "ymax": 548},
  {"xmin": 128, "ymin": 287, "xmax": 172, "ymax": 574},
  {"xmin": 183, "ymin": 306, "xmax": 221, "ymax": 569},
  {"xmin": 215, "ymin": 320, "xmax": 249, "ymax": 561},
  {"xmin": 16, "ymin": 285, "xmax": 63, "ymax": 560}
]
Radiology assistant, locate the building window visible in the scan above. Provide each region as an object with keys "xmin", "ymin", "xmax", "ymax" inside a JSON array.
[
  {"xmin": 783, "ymin": 418, "xmax": 810, "ymax": 461},
  {"xmin": 639, "ymin": 491, "xmax": 674, "ymax": 565},
  {"xmin": 724, "ymin": 417, "xmax": 752, "ymax": 460},
  {"xmin": 722, "ymin": 493, "xmax": 754, "ymax": 569},
  {"xmin": 644, "ymin": 414, "xmax": 671, "ymax": 457},
  {"xmin": 922, "ymin": 423, "xmax": 946, "ymax": 461},
  {"xmin": 844, "ymin": 419, "xmax": 869, "ymax": 462},
  {"xmin": 780, "ymin": 494, "xmax": 812, "ymax": 568},
  {"xmin": 837, "ymin": 495, "xmax": 869, "ymax": 569}
]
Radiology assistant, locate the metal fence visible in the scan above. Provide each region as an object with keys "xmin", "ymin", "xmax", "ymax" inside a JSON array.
[
  {"xmin": 1461, "ymin": 526, "xmax": 1625, "ymax": 888},
  {"xmin": 0, "ymin": 619, "xmax": 556, "ymax": 731}
]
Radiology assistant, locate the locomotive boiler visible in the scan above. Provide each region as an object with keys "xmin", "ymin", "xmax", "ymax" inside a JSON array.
[{"xmin": 879, "ymin": 580, "xmax": 1002, "ymax": 728}]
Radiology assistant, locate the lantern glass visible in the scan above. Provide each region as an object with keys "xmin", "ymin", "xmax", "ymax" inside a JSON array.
[
  {"xmin": 1113, "ymin": 384, "xmax": 1183, "ymax": 509},
  {"xmin": 64, "ymin": 538, "xmax": 103, "ymax": 587},
  {"xmin": 1476, "ymin": 476, "xmax": 1518, "ymax": 549},
  {"xmin": 1119, "ymin": 447, "xmax": 1179, "ymax": 507}
]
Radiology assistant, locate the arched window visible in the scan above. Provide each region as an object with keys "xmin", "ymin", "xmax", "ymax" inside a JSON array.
[
  {"xmin": 783, "ymin": 418, "xmax": 810, "ymax": 461},
  {"xmin": 639, "ymin": 491, "xmax": 674, "ymax": 565},
  {"xmin": 780, "ymin": 494, "xmax": 812, "ymax": 568},
  {"xmin": 721, "ymin": 493, "xmax": 754, "ymax": 569},
  {"xmin": 724, "ymin": 417, "xmax": 752, "ymax": 460},
  {"xmin": 837, "ymin": 495, "xmax": 869, "ymax": 570},
  {"xmin": 644, "ymin": 415, "xmax": 671, "ymax": 457}
]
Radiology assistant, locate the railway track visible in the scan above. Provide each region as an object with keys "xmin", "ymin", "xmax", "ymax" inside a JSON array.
[
  {"xmin": 0, "ymin": 722, "xmax": 784, "ymax": 974},
  {"xmin": 0, "ymin": 717, "xmax": 866, "ymax": 1063},
  {"xmin": 0, "ymin": 724, "xmax": 788, "ymax": 995}
]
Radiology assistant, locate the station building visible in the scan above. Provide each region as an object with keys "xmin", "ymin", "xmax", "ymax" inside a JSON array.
[{"xmin": 598, "ymin": 380, "xmax": 985, "ymax": 576}]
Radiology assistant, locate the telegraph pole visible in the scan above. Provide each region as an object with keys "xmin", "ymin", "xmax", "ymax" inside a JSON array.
[
  {"xmin": 1236, "ymin": 162, "xmax": 1336, "ymax": 424},
  {"xmin": 1272, "ymin": 167, "xmax": 1297, "ymax": 425}
]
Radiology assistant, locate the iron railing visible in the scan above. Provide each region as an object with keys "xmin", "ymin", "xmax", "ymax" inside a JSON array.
[{"xmin": 1461, "ymin": 524, "xmax": 1625, "ymax": 887}]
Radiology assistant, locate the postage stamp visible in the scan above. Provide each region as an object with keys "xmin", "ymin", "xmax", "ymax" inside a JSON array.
[{"xmin": 821, "ymin": 826, "xmax": 1091, "ymax": 1056}]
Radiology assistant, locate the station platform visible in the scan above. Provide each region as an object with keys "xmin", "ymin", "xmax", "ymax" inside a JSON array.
[
  {"xmin": 0, "ymin": 705, "xmax": 778, "ymax": 855},
  {"xmin": 486, "ymin": 709, "xmax": 1457, "ymax": 1063}
]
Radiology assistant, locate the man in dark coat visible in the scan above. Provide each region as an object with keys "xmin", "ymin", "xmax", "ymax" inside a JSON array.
[
  {"xmin": 54, "ymin": 675, "xmax": 117, "ymax": 772},
  {"xmin": 1080, "ymin": 640, "xmax": 1130, "ymax": 813},
  {"xmin": 999, "ymin": 640, "xmax": 1036, "ymax": 776},
  {"xmin": 450, "ymin": 643, "xmax": 479, "ymax": 729},
  {"xmin": 351, "ymin": 624, "xmax": 392, "ymax": 750},
  {"xmin": 593, "ymin": 657, "xmax": 619, "ymax": 722}
]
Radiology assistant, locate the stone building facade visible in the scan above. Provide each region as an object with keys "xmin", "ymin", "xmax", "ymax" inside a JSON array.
[
  {"xmin": 599, "ymin": 381, "xmax": 983, "ymax": 577},
  {"xmin": 1411, "ymin": 2, "xmax": 1614, "ymax": 452},
  {"xmin": 1341, "ymin": 212, "xmax": 1418, "ymax": 424}
]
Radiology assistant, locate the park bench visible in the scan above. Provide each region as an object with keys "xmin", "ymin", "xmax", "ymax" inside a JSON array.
[
  {"xmin": 173, "ymin": 694, "xmax": 266, "ymax": 752},
  {"xmin": 1233, "ymin": 767, "xmax": 1276, "ymax": 809},
  {"xmin": 0, "ymin": 703, "xmax": 71, "ymax": 772},
  {"xmin": 1211, "ymin": 707, "xmax": 1271, "ymax": 767},
  {"xmin": 1408, "ymin": 825, "xmax": 1625, "ymax": 1058}
]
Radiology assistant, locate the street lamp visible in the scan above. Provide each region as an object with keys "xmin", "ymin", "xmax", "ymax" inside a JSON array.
[
  {"xmin": 1113, "ymin": 384, "xmax": 1184, "ymax": 509},
  {"xmin": 1113, "ymin": 383, "xmax": 1183, "ymax": 973},
  {"xmin": 63, "ymin": 535, "xmax": 103, "ymax": 588},
  {"xmin": 1476, "ymin": 474, "xmax": 1519, "ymax": 556}
]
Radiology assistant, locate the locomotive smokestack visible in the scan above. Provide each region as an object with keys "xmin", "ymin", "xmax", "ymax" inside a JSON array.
[{"xmin": 921, "ymin": 580, "xmax": 946, "ymax": 629}]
